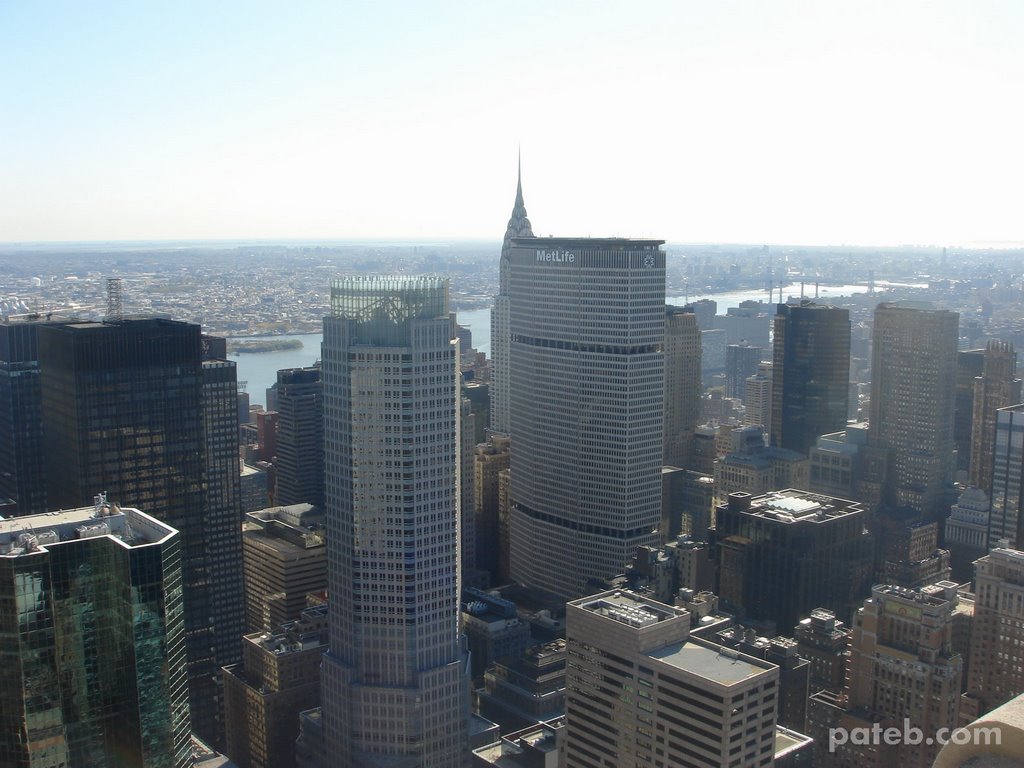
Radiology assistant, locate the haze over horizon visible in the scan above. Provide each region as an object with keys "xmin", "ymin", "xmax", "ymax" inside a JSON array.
[{"xmin": 2, "ymin": 1, "xmax": 1022, "ymax": 246}]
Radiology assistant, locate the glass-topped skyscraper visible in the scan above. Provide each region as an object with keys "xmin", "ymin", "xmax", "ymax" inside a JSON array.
[
  {"xmin": 507, "ymin": 237, "xmax": 666, "ymax": 598},
  {"xmin": 321, "ymin": 277, "xmax": 469, "ymax": 767},
  {"xmin": 0, "ymin": 500, "xmax": 189, "ymax": 768}
]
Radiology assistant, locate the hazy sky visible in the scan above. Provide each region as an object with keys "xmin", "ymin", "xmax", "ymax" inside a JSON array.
[{"xmin": 2, "ymin": 1, "xmax": 1022, "ymax": 245}]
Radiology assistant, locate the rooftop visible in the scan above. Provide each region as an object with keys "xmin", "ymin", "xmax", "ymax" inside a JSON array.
[
  {"xmin": 724, "ymin": 489, "xmax": 864, "ymax": 524},
  {"xmin": 0, "ymin": 495, "xmax": 175, "ymax": 556},
  {"xmin": 647, "ymin": 637, "xmax": 775, "ymax": 687},
  {"xmin": 574, "ymin": 590, "xmax": 685, "ymax": 628}
]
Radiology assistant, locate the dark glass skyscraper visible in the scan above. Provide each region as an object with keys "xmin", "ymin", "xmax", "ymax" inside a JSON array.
[
  {"xmin": 0, "ymin": 501, "xmax": 190, "ymax": 768},
  {"xmin": 770, "ymin": 301, "xmax": 850, "ymax": 456},
  {"xmin": 37, "ymin": 318, "xmax": 244, "ymax": 748},
  {"xmin": 274, "ymin": 366, "xmax": 324, "ymax": 508},
  {"xmin": 0, "ymin": 318, "xmax": 61, "ymax": 514}
]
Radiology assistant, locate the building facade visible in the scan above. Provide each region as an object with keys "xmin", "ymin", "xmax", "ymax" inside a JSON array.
[
  {"xmin": 988, "ymin": 403, "xmax": 1024, "ymax": 549},
  {"xmin": 0, "ymin": 501, "xmax": 189, "ymax": 768},
  {"xmin": 508, "ymin": 237, "xmax": 665, "ymax": 598},
  {"xmin": 274, "ymin": 366, "xmax": 324, "ymax": 508},
  {"xmin": 868, "ymin": 302, "xmax": 959, "ymax": 518},
  {"xmin": 664, "ymin": 306, "xmax": 701, "ymax": 468},
  {"xmin": 968, "ymin": 341, "xmax": 1020, "ymax": 493},
  {"xmin": 321, "ymin": 277, "xmax": 470, "ymax": 767},
  {"xmin": 565, "ymin": 590, "xmax": 779, "ymax": 768},
  {"xmin": 770, "ymin": 301, "xmax": 850, "ymax": 456},
  {"xmin": 713, "ymin": 490, "xmax": 873, "ymax": 631},
  {"xmin": 963, "ymin": 547, "xmax": 1024, "ymax": 722},
  {"xmin": 490, "ymin": 163, "xmax": 534, "ymax": 435},
  {"xmin": 37, "ymin": 318, "xmax": 244, "ymax": 746}
]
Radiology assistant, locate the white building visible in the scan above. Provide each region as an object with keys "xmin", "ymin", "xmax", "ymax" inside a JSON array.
[{"xmin": 508, "ymin": 237, "xmax": 666, "ymax": 598}]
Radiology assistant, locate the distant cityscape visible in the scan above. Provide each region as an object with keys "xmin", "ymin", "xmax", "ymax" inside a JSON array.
[{"xmin": 2, "ymin": 169, "xmax": 1024, "ymax": 768}]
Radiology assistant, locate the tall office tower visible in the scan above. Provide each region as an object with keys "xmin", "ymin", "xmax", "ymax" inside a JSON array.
[
  {"xmin": 770, "ymin": 301, "xmax": 850, "ymax": 456},
  {"xmin": 274, "ymin": 366, "xmax": 324, "ymax": 508},
  {"xmin": 955, "ymin": 348, "xmax": 987, "ymax": 472},
  {"xmin": 988, "ymin": 404, "xmax": 1024, "ymax": 548},
  {"xmin": 474, "ymin": 434, "xmax": 510, "ymax": 582},
  {"xmin": 0, "ymin": 317, "xmax": 59, "ymax": 514},
  {"xmin": 963, "ymin": 547, "xmax": 1024, "ymax": 723},
  {"xmin": 869, "ymin": 302, "xmax": 959, "ymax": 517},
  {"xmin": 224, "ymin": 604, "xmax": 327, "ymax": 768},
  {"xmin": 38, "ymin": 318, "xmax": 245, "ymax": 747},
  {"xmin": 743, "ymin": 361, "xmax": 772, "ymax": 431},
  {"xmin": 725, "ymin": 341, "xmax": 763, "ymax": 398},
  {"xmin": 841, "ymin": 583, "xmax": 963, "ymax": 768},
  {"xmin": 565, "ymin": 590, "xmax": 779, "ymax": 768},
  {"xmin": 508, "ymin": 238, "xmax": 665, "ymax": 598},
  {"xmin": 663, "ymin": 306, "xmax": 701, "ymax": 468},
  {"xmin": 243, "ymin": 503, "xmax": 326, "ymax": 632},
  {"xmin": 490, "ymin": 162, "xmax": 534, "ymax": 435},
  {"xmin": 969, "ymin": 341, "xmax": 1020, "ymax": 493},
  {"xmin": 321, "ymin": 277, "xmax": 469, "ymax": 767},
  {"xmin": 0, "ymin": 500, "xmax": 189, "ymax": 768},
  {"xmin": 713, "ymin": 490, "xmax": 873, "ymax": 631}
]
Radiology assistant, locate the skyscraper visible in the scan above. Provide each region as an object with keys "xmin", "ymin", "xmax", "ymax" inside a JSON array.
[
  {"xmin": 508, "ymin": 237, "xmax": 665, "ymax": 598},
  {"xmin": 988, "ymin": 403, "xmax": 1024, "ymax": 549},
  {"xmin": 963, "ymin": 547, "xmax": 1024, "ymax": 723},
  {"xmin": 725, "ymin": 341, "xmax": 763, "ymax": 399},
  {"xmin": 869, "ymin": 302, "xmax": 959, "ymax": 517},
  {"xmin": 968, "ymin": 340, "xmax": 1020, "ymax": 494},
  {"xmin": 274, "ymin": 366, "xmax": 324, "ymax": 508},
  {"xmin": 0, "ymin": 318, "xmax": 54, "ymax": 514},
  {"xmin": 0, "ymin": 500, "xmax": 189, "ymax": 768},
  {"xmin": 37, "ymin": 318, "xmax": 245, "ymax": 747},
  {"xmin": 770, "ymin": 301, "xmax": 850, "ymax": 456},
  {"xmin": 565, "ymin": 590, "xmax": 780, "ymax": 768},
  {"xmin": 321, "ymin": 277, "xmax": 469, "ymax": 766},
  {"xmin": 663, "ymin": 306, "xmax": 701, "ymax": 469},
  {"xmin": 490, "ymin": 161, "xmax": 534, "ymax": 436}
]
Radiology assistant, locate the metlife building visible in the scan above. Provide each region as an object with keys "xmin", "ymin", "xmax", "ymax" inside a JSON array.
[{"xmin": 507, "ymin": 237, "xmax": 666, "ymax": 598}]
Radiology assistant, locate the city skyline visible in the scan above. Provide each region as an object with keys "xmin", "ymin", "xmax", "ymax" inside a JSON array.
[{"xmin": 2, "ymin": 1, "xmax": 1023, "ymax": 246}]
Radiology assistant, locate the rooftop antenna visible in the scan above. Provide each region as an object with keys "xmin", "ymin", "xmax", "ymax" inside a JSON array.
[{"xmin": 106, "ymin": 278, "xmax": 123, "ymax": 321}]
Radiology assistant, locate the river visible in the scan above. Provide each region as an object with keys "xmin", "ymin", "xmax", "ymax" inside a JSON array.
[{"xmin": 234, "ymin": 285, "xmax": 873, "ymax": 404}]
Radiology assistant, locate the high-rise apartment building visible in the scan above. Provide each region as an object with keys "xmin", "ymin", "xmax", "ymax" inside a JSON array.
[
  {"xmin": 770, "ymin": 301, "xmax": 850, "ymax": 456},
  {"xmin": 321, "ymin": 277, "xmax": 469, "ymax": 766},
  {"xmin": 963, "ymin": 547, "xmax": 1024, "ymax": 722},
  {"xmin": 988, "ymin": 403, "xmax": 1024, "ymax": 549},
  {"xmin": 274, "ymin": 366, "xmax": 324, "ymax": 508},
  {"xmin": 37, "ymin": 318, "xmax": 245, "ymax": 747},
  {"xmin": 0, "ymin": 500, "xmax": 190, "ymax": 768},
  {"xmin": 713, "ymin": 490, "xmax": 873, "ymax": 631},
  {"xmin": 508, "ymin": 237, "xmax": 665, "ymax": 598},
  {"xmin": 868, "ymin": 302, "xmax": 958, "ymax": 517},
  {"xmin": 565, "ymin": 590, "xmax": 779, "ymax": 768},
  {"xmin": 969, "ymin": 341, "xmax": 1020, "ymax": 493},
  {"xmin": 664, "ymin": 306, "xmax": 701, "ymax": 468},
  {"xmin": 490, "ymin": 163, "xmax": 534, "ymax": 435}
]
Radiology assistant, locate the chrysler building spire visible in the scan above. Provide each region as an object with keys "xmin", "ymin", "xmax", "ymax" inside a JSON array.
[{"xmin": 492, "ymin": 155, "xmax": 535, "ymax": 434}]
